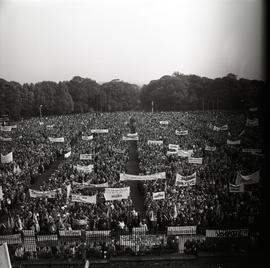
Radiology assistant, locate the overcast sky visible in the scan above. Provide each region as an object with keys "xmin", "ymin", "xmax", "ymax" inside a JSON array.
[{"xmin": 0, "ymin": 0, "xmax": 264, "ymax": 85}]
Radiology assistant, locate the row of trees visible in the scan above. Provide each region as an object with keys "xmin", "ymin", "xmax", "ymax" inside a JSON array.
[
  {"xmin": 0, "ymin": 73, "xmax": 265, "ymax": 119},
  {"xmin": 140, "ymin": 72, "xmax": 264, "ymax": 111}
]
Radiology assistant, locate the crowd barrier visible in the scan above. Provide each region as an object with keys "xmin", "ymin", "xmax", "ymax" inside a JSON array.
[{"xmin": 0, "ymin": 226, "xmax": 256, "ymax": 258}]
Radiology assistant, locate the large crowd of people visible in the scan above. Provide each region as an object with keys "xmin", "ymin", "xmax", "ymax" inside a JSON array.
[{"xmin": 0, "ymin": 110, "xmax": 263, "ymax": 241}]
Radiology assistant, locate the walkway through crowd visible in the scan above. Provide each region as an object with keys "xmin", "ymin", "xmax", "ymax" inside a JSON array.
[{"xmin": 125, "ymin": 140, "xmax": 145, "ymax": 218}]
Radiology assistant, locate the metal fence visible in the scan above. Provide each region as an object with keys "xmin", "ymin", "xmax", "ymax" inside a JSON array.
[{"xmin": 0, "ymin": 227, "xmax": 259, "ymax": 260}]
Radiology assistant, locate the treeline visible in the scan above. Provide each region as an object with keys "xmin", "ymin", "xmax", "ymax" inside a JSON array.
[
  {"xmin": 0, "ymin": 76, "xmax": 139, "ymax": 119},
  {"xmin": 0, "ymin": 73, "xmax": 265, "ymax": 119},
  {"xmin": 140, "ymin": 72, "xmax": 264, "ymax": 111}
]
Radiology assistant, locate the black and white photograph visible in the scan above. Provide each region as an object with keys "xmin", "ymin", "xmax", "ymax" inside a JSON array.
[{"xmin": 0, "ymin": 0, "xmax": 268, "ymax": 267}]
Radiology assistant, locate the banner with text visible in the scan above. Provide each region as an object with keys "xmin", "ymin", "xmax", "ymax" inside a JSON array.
[
  {"xmin": 71, "ymin": 194, "xmax": 97, "ymax": 204},
  {"xmin": 120, "ymin": 172, "xmax": 166, "ymax": 181},
  {"xmin": 82, "ymin": 135, "xmax": 93, "ymax": 141},
  {"xmin": 80, "ymin": 154, "xmax": 93, "ymax": 160},
  {"xmin": 48, "ymin": 137, "xmax": 64, "ymax": 143},
  {"xmin": 29, "ymin": 188, "xmax": 62, "ymax": 199},
  {"xmin": 0, "ymin": 136, "xmax": 12, "ymax": 142},
  {"xmin": 175, "ymin": 172, "xmax": 196, "ymax": 187},
  {"xmin": 91, "ymin": 129, "xmax": 108, "ymax": 134},
  {"xmin": 206, "ymin": 229, "xmax": 248, "ymax": 238},
  {"xmin": 167, "ymin": 226, "xmax": 197, "ymax": 235},
  {"xmin": 227, "ymin": 139, "xmax": 241, "ymax": 145},
  {"xmin": 188, "ymin": 157, "xmax": 203, "ymax": 164},
  {"xmin": 148, "ymin": 140, "xmax": 163, "ymax": 145},
  {"xmin": 73, "ymin": 164, "xmax": 94, "ymax": 173},
  {"xmin": 229, "ymin": 183, "xmax": 244, "ymax": 193},
  {"xmin": 175, "ymin": 130, "xmax": 188, "ymax": 136},
  {"xmin": 168, "ymin": 144, "xmax": 179, "ymax": 151},
  {"xmin": 104, "ymin": 187, "xmax": 130, "ymax": 201},
  {"xmin": 152, "ymin": 191, "xmax": 165, "ymax": 200},
  {"xmin": 205, "ymin": 145, "xmax": 216, "ymax": 151},
  {"xmin": 178, "ymin": 150, "xmax": 193, "ymax": 158}
]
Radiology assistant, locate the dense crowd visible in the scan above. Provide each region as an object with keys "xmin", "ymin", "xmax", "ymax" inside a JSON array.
[{"xmin": 0, "ymin": 110, "xmax": 263, "ymax": 239}]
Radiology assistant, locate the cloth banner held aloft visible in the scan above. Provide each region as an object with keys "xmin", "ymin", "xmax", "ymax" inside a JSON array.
[
  {"xmin": 168, "ymin": 144, "xmax": 179, "ymax": 151},
  {"xmin": 175, "ymin": 130, "xmax": 188, "ymax": 135},
  {"xmin": 82, "ymin": 135, "xmax": 93, "ymax": 141},
  {"xmin": 148, "ymin": 140, "xmax": 163, "ymax": 145},
  {"xmin": 178, "ymin": 149, "xmax": 193, "ymax": 158},
  {"xmin": 188, "ymin": 157, "xmax": 203, "ymax": 164},
  {"xmin": 152, "ymin": 191, "xmax": 165, "ymax": 200},
  {"xmin": 229, "ymin": 183, "xmax": 244, "ymax": 193},
  {"xmin": 71, "ymin": 194, "xmax": 97, "ymax": 204},
  {"xmin": 80, "ymin": 154, "xmax": 92, "ymax": 160},
  {"xmin": 48, "ymin": 137, "xmax": 64, "ymax": 143},
  {"xmin": 120, "ymin": 172, "xmax": 166, "ymax": 181},
  {"xmin": 91, "ymin": 129, "xmax": 108, "ymax": 134},
  {"xmin": 175, "ymin": 172, "xmax": 196, "ymax": 187},
  {"xmin": 104, "ymin": 187, "xmax": 130, "ymax": 201}
]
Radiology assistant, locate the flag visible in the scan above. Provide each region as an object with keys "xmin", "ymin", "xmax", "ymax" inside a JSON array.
[{"xmin": 0, "ymin": 242, "xmax": 12, "ymax": 268}]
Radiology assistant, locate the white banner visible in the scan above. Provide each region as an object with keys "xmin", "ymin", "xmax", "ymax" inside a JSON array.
[
  {"xmin": 73, "ymin": 181, "xmax": 108, "ymax": 189},
  {"xmin": 48, "ymin": 137, "xmax": 64, "ymax": 143},
  {"xmin": 206, "ymin": 229, "xmax": 248, "ymax": 238},
  {"xmin": 175, "ymin": 172, "xmax": 196, "ymax": 187},
  {"xmin": 188, "ymin": 157, "xmax": 203, "ymax": 164},
  {"xmin": 59, "ymin": 230, "xmax": 81, "ymax": 236},
  {"xmin": 71, "ymin": 194, "xmax": 97, "ymax": 204},
  {"xmin": 104, "ymin": 187, "xmax": 130, "ymax": 201},
  {"xmin": 249, "ymin": 107, "xmax": 258, "ymax": 112},
  {"xmin": 127, "ymin": 133, "xmax": 138, "ymax": 138},
  {"xmin": 246, "ymin": 118, "xmax": 259, "ymax": 127},
  {"xmin": 175, "ymin": 130, "xmax": 188, "ymax": 135},
  {"xmin": 213, "ymin": 124, "xmax": 228, "ymax": 131},
  {"xmin": 205, "ymin": 145, "xmax": 216, "ymax": 151},
  {"xmin": 168, "ymin": 144, "xmax": 179, "ymax": 151},
  {"xmin": 82, "ymin": 135, "xmax": 93, "ymax": 141},
  {"xmin": 80, "ymin": 154, "xmax": 92, "ymax": 160},
  {"xmin": 29, "ymin": 188, "xmax": 62, "ymax": 199},
  {"xmin": 166, "ymin": 150, "xmax": 178, "ymax": 156},
  {"xmin": 120, "ymin": 172, "xmax": 166, "ymax": 181},
  {"xmin": 148, "ymin": 140, "xmax": 163, "ymax": 145},
  {"xmin": 1, "ymin": 152, "xmax": 13, "ymax": 163},
  {"xmin": 91, "ymin": 129, "xmax": 108, "ymax": 134},
  {"xmin": 227, "ymin": 139, "xmax": 241, "ymax": 145},
  {"xmin": 0, "ymin": 136, "xmax": 12, "ymax": 142},
  {"xmin": 0, "ymin": 126, "xmax": 12, "ymax": 132},
  {"xmin": 159, "ymin": 121, "xmax": 169, "ymax": 125},
  {"xmin": 152, "ymin": 191, "xmax": 165, "ymax": 200},
  {"xmin": 64, "ymin": 151, "xmax": 71, "ymax": 158},
  {"xmin": 122, "ymin": 136, "xmax": 139, "ymax": 141},
  {"xmin": 229, "ymin": 183, "xmax": 244, "ymax": 193},
  {"xmin": 178, "ymin": 149, "xmax": 193, "ymax": 158},
  {"xmin": 74, "ymin": 164, "xmax": 94, "ymax": 173},
  {"xmin": 167, "ymin": 226, "xmax": 197, "ymax": 235}
]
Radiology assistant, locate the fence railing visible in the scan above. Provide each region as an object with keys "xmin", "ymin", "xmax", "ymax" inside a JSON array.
[{"xmin": 0, "ymin": 227, "xmax": 259, "ymax": 260}]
